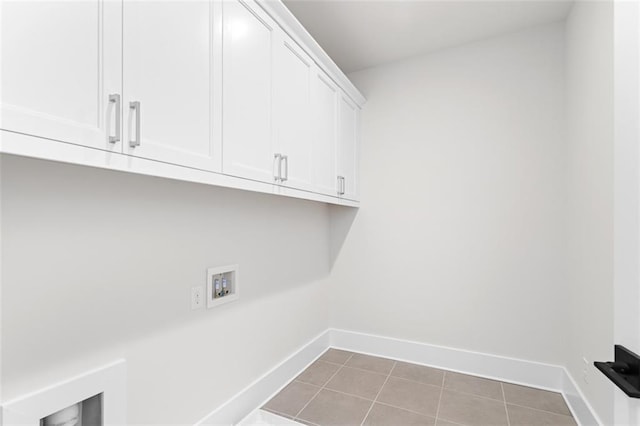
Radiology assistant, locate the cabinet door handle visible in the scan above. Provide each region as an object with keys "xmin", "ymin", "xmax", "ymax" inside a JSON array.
[
  {"xmin": 337, "ymin": 175, "xmax": 343, "ymax": 195},
  {"xmin": 282, "ymin": 155, "xmax": 289, "ymax": 182},
  {"xmin": 129, "ymin": 101, "xmax": 141, "ymax": 147},
  {"xmin": 108, "ymin": 94, "xmax": 120, "ymax": 143},
  {"xmin": 342, "ymin": 176, "xmax": 346, "ymax": 195},
  {"xmin": 274, "ymin": 153, "xmax": 282, "ymax": 181}
]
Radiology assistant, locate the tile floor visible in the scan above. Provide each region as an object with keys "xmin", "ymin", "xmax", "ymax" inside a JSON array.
[{"xmin": 262, "ymin": 349, "xmax": 577, "ymax": 426}]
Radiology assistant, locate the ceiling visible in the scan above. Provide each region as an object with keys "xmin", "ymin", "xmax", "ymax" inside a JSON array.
[{"xmin": 282, "ymin": 0, "xmax": 574, "ymax": 74}]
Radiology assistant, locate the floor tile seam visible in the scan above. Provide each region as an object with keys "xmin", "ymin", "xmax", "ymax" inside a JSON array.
[
  {"xmin": 359, "ymin": 361, "xmax": 396, "ymax": 426},
  {"xmin": 386, "ymin": 375, "xmax": 444, "ymax": 392},
  {"xmin": 335, "ymin": 363, "xmax": 393, "ymax": 378},
  {"xmin": 294, "ymin": 355, "xmax": 351, "ymax": 420},
  {"xmin": 322, "ymin": 382, "xmax": 381, "ymax": 400},
  {"xmin": 389, "ymin": 372, "xmax": 446, "ymax": 388},
  {"xmin": 501, "ymin": 382, "xmax": 511, "ymax": 426},
  {"xmin": 505, "ymin": 401, "xmax": 574, "ymax": 418},
  {"xmin": 434, "ymin": 370, "xmax": 447, "ymax": 424},
  {"xmin": 318, "ymin": 358, "xmax": 396, "ymax": 377},
  {"xmin": 319, "ymin": 348, "xmax": 355, "ymax": 366},
  {"xmin": 441, "ymin": 386, "xmax": 507, "ymax": 403},
  {"xmin": 371, "ymin": 400, "xmax": 439, "ymax": 423},
  {"xmin": 432, "ymin": 415, "xmax": 467, "ymax": 426},
  {"xmin": 293, "ymin": 379, "xmax": 324, "ymax": 388},
  {"xmin": 315, "ymin": 386, "xmax": 375, "ymax": 403},
  {"xmin": 316, "ymin": 359, "xmax": 350, "ymax": 368},
  {"xmin": 292, "ymin": 416, "xmax": 321, "ymax": 426}
]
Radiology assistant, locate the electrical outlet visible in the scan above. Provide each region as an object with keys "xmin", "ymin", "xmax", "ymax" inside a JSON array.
[{"xmin": 191, "ymin": 286, "xmax": 204, "ymax": 310}]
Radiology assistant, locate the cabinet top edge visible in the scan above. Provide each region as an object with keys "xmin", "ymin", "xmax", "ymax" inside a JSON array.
[{"xmin": 257, "ymin": 0, "xmax": 367, "ymax": 107}]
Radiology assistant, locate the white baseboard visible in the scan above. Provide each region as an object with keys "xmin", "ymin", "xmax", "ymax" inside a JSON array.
[
  {"xmin": 330, "ymin": 329, "xmax": 564, "ymax": 392},
  {"xmin": 195, "ymin": 328, "xmax": 600, "ymax": 426},
  {"xmin": 195, "ymin": 330, "xmax": 330, "ymax": 426},
  {"xmin": 561, "ymin": 369, "xmax": 603, "ymax": 426}
]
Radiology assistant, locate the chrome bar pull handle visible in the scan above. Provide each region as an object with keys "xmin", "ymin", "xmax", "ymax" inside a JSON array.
[
  {"xmin": 108, "ymin": 94, "xmax": 121, "ymax": 143},
  {"xmin": 129, "ymin": 101, "xmax": 141, "ymax": 147},
  {"xmin": 282, "ymin": 155, "xmax": 289, "ymax": 182},
  {"xmin": 274, "ymin": 153, "xmax": 282, "ymax": 181},
  {"xmin": 337, "ymin": 176, "xmax": 345, "ymax": 195}
]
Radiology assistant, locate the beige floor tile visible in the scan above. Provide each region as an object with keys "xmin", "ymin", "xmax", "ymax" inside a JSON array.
[
  {"xmin": 296, "ymin": 361, "xmax": 341, "ymax": 387},
  {"xmin": 507, "ymin": 404, "xmax": 577, "ymax": 425},
  {"xmin": 263, "ymin": 381, "xmax": 321, "ymax": 417},
  {"xmin": 363, "ymin": 402, "xmax": 436, "ymax": 426},
  {"xmin": 438, "ymin": 389, "xmax": 509, "ymax": 426},
  {"xmin": 443, "ymin": 372, "xmax": 503, "ymax": 400},
  {"xmin": 346, "ymin": 353, "xmax": 395, "ymax": 375},
  {"xmin": 503, "ymin": 383, "xmax": 571, "ymax": 416},
  {"xmin": 297, "ymin": 389, "xmax": 372, "ymax": 426},
  {"xmin": 319, "ymin": 348, "xmax": 353, "ymax": 365},
  {"xmin": 376, "ymin": 377, "xmax": 441, "ymax": 417},
  {"xmin": 391, "ymin": 361, "xmax": 445, "ymax": 387},
  {"xmin": 435, "ymin": 420, "xmax": 463, "ymax": 426},
  {"xmin": 324, "ymin": 366, "xmax": 387, "ymax": 400}
]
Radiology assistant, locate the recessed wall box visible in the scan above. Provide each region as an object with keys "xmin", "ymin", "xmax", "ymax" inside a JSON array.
[{"xmin": 206, "ymin": 265, "xmax": 239, "ymax": 308}]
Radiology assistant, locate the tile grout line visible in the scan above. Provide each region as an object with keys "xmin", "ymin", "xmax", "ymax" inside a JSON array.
[
  {"xmin": 505, "ymin": 401, "xmax": 576, "ymax": 418},
  {"xmin": 434, "ymin": 370, "xmax": 446, "ymax": 425},
  {"xmin": 501, "ymin": 382, "xmax": 511, "ymax": 426},
  {"xmin": 431, "ymin": 383, "xmax": 510, "ymax": 404},
  {"xmin": 293, "ymin": 353, "xmax": 354, "ymax": 422},
  {"xmin": 359, "ymin": 360, "xmax": 397, "ymax": 426},
  {"xmin": 373, "ymin": 401, "xmax": 439, "ymax": 421},
  {"xmin": 311, "ymin": 360, "xmax": 398, "ymax": 378}
]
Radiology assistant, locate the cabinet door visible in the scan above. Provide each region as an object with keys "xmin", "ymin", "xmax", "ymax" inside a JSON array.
[
  {"xmin": 1, "ymin": 0, "xmax": 122, "ymax": 152},
  {"xmin": 337, "ymin": 92, "xmax": 360, "ymax": 201},
  {"xmin": 122, "ymin": 0, "xmax": 220, "ymax": 171},
  {"xmin": 311, "ymin": 70, "xmax": 338, "ymax": 196},
  {"xmin": 273, "ymin": 34, "xmax": 314, "ymax": 191},
  {"xmin": 222, "ymin": 0, "xmax": 278, "ymax": 183}
]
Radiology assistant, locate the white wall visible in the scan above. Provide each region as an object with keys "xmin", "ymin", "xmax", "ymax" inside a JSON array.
[
  {"xmin": 332, "ymin": 23, "xmax": 568, "ymax": 365},
  {"xmin": 565, "ymin": 2, "xmax": 614, "ymax": 424},
  {"xmin": 612, "ymin": 0, "xmax": 640, "ymax": 424},
  {"xmin": 0, "ymin": 155, "xmax": 331, "ymax": 424}
]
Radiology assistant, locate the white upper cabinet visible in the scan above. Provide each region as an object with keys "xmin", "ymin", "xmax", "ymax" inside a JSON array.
[
  {"xmin": 273, "ymin": 34, "xmax": 314, "ymax": 191},
  {"xmin": 311, "ymin": 70, "xmax": 339, "ymax": 196},
  {"xmin": 222, "ymin": 0, "xmax": 278, "ymax": 183},
  {"xmin": 0, "ymin": 0, "xmax": 364, "ymax": 205},
  {"xmin": 337, "ymin": 92, "xmax": 360, "ymax": 201},
  {"xmin": 122, "ymin": 0, "xmax": 220, "ymax": 172},
  {"xmin": 1, "ymin": 0, "xmax": 122, "ymax": 152}
]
